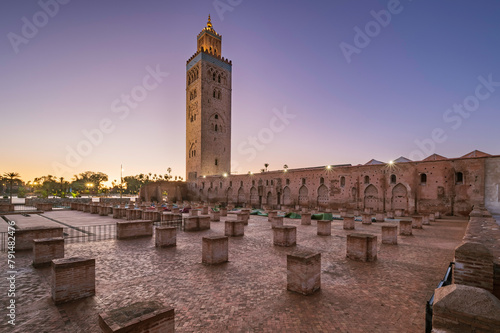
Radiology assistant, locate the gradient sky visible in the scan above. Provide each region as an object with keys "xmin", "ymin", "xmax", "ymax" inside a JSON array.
[{"xmin": 1, "ymin": 0, "xmax": 499, "ymax": 185}]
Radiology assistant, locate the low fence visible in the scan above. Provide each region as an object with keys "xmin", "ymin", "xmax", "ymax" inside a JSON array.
[
  {"xmin": 0, "ymin": 219, "xmax": 185, "ymax": 251},
  {"xmin": 154, "ymin": 219, "xmax": 184, "ymax": 231},
  {"xmin": 63, "ymin": 224, "xmax": 117, "ymax": 244},
  {"xmin": 425, "ymin": 262, "xmax": 454, "ymax": 333}
]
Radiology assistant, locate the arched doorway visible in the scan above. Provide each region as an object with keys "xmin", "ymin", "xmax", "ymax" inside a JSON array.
[
  {"xmin": 250, "ymin": 187, "xmax": 259, "ymax": 206},
  {"xmin": 266, "ymin": 191, "xmax": 273, "ymax": 206},
  {"xmin": 283, "ymin": 186, "xmax": 292, "ymax": 206},
  {"xmin": 226, "ymin": 187, "xmax": 233, "ymax": 203},
  {"xmin": 237, "ymin": 187, "xmax": 245, "ymax": 205},
  {"xmin": 391, "ymin": 183, "xmax": 408, "ymax": 212},
  {"xmin": 299, "ymin": 185, "xmax": 309, "ymax": 206},
  {"xmin": 317, "ymin": 184, "xmax": 329, "ymax": 208},
  {"xmin": 364, "ymin": 185, "xmax": 379, "ymax": 210}
]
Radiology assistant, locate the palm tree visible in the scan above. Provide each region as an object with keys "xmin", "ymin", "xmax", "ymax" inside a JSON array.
[
  {"xmin": 283, "ymin": 164, "xmax": 288, "ymax": 170},
  {"xmin": 3, "ymin": 172, "xmax": 20, "ymax": 204},
  {"xmin": 264, "ymin": 163, "xmax": 269, "ymax": 172}
]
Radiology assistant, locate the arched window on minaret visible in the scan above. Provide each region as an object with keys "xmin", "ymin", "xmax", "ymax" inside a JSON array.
[
  {"xmin": 213, "ymin": 73, "xmax": 216, "ymax": 81},
  {"xmin": 218, "ymin": 75, "xmax": 221, "ymax": 83},
  {"xmin": 215, "ymin": 124, "xmax": 218, "ymax": 132}
]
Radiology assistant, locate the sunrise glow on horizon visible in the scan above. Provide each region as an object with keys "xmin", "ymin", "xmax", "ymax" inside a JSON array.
[{"xmin": 1, "ymin": 0, "xmax": 500, "ymax": 185}]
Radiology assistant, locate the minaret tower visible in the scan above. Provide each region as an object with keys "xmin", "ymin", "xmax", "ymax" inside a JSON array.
[{"xmin": 186, "ymin": 15, "xmax": 232, "ymax": 180}]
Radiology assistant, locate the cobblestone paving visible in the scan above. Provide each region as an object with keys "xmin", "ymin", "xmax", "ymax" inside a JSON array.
[{"xmin": 0, "ymin": 212, "xmax": 468, "ymax": 332}]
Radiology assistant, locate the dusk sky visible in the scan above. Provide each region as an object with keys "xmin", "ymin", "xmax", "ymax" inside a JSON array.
[{"xmin": 1, "ymin": 0, "xmax": 499, "ymax": 185}]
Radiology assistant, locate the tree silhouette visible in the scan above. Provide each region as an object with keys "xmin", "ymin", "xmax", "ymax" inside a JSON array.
[
  {"xmin": 3, "ymin": 172, "xmax": 20, "ymax": 204},
  {"xmin": 264, "ymin": 163, "xmax": 269, "ymax": 172}
]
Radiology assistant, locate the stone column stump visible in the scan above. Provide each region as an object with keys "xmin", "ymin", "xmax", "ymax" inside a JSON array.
[
  {"xmin": 362, "ymin": 213, "xmax": 372, "ymax": 225},
  {"xmin": 375, "ymin": 213, "xmax": 385, "ymax": 222},
  {"xmin": 202, "ymin": 235, "xmax": 228, "ymax": 264},
  {"xmin": 52, "ymin": 257, "xmax": 95, "ymax": 304},
  {"xmin": 271, "ymin": 216, "xmax": 284, "ymax": 228},
  {"xmin": 268, "ymin": 210, "xmax": 277, "ymax": 222},
  {"xmin": 381, "ymin": 225, "xmax": 398, "ymax": 245},
  {"xmin": 301, "ymin": 213, "xmax": 312, "ymax": 225},
  {"xmin": 346, "ymin": 233, "xmax": 377, "ymax": 262},
  {"xmin": 399, "ymin": 220, "xmax": 412, "ymax": 236},
  {"xmin": 343, "ymin": 216, "xmax": 355, "ymax": 230},
  {"xmin": 317, "ymin": 220, "xmax": 331, "ymax": 236},
  {"xmin": 224, "ymin": 220, "xmax": 245, "ymax": 237},
  {"xmin": 98, "ymin": 301, "xmax": 175, "ymax": 333},
  {"xmin": 412, "ymin": 216, "xmax": 423, "ymax": 229},
  {"xmin": 155, "ymin": 227, "xmax": 176, "ymax": 248},
  {"xmin": 273, "ymin": 226, "xmax": 296, "ymax": 247},
  {"xmin": 33, "ymin": 237, "xmax": 64, "ymax": 268},
  {"xmin": 210, "ymin": 210, "xmax": 220, "ymax": 222},
  {"xmin": 287, "ymin": 251, "xmax": 321, "ymax": 295}
]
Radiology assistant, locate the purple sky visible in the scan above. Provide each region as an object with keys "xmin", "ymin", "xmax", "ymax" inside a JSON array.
[{"xmin": 1, "ymin": 0, "xmax": 499, "ymax": 184}]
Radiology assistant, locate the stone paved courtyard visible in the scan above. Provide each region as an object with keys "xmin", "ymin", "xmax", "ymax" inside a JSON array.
[{"xmin": 1, "ymin": 211, "xmax": 468, "ymax": 332}]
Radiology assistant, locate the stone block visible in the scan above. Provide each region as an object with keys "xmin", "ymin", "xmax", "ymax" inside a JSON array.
[
  {"xmin": 52, "ymin": 257, "xmax": 95, "ymax": 304},
  {"xmin": 98, "ymin": 301, "xmax": 175, "ymax": 333},
  {"xmin": 155, "ymin": 227, "xmax": 176, "ymax": 248},
  {"xmin": 224, "ymin": 220, "xmax": 245, "ymax": 237},
  {"xmin": 33, "ymin": 237, "xmax": 64, "ymax": 268},
  {"xmin": 386, "ymin": 211, "xmax": 395, "ymax": 219},
  {"xmin": 432, "ymin": 284, "xmax": 500, "ymax": 333},
  {"xmin": 364, "ymin": 207, "xmax": 373, "ymax": 214},
  {"xmin": 429, "ymin": 213, "xmax": 435, "ymax": 222},
  {"xmin": 202, "ymin": 235, "xmax": 228, "ymax": 264},
  {"xmin": 287, "ymin": 251, "xmax": 321, "ymax": 295},
  {"xmin": 15, "ymin": 227, "xmax": 64, "ymax": 251},
  {"xmin": 343, "ymin": 216, "xmax": 355, "ymax": 230},
  {"xmin": 189, "ymin": 209, "xmax": 199, "ymax": 217},
  {"xmin": 210, "ymin": 210, "xmax": 220, "ymax": 222},
  {"xmin": 219, "ymin": 207, "xmax": 227, "ymax": 216},
  {"xmin": 453, "ymin": 242, "xmax": 494, "ymax": 293},
  {"xmin": 346, "ymin": 233, "xmax": 377, "ymax": 262},
  {"xmin": 90, "ymin": 205, "xmax": 98, "ymax": 214},
  {"xmin": 267, "ymin": 210, "xmax": 277, "ymax": 222},
  {"xmin": 317, "ymin": 220, "xmax": 331, "ymax": 236},
  {"xmin": 381, "ymin": 225, "xmax": 398, "ymax": 245},
  {"xmin": 411, "ymin": 216, "xmax": 423, "ymax": 229},
  {"xmin": 422, "ymin": 215, "xmax": 430, "ymax": 225},
  {"xmin": 98, "ymin": 206, "xmax": 108, "ymax": 216},
  {"xmin": 273, "ymin": 226, "xmax": 296, "ymax": 247},
  {"xmin": 117, "ymin": 221, "xmax": 153, "ymax": 239},
  {"xmin": 395, "ymin": 209, "xmax": 404, "ymax": 217},
  {"xmin": 271, "ymin": 216, "xmax": 284, "ymax": 228},
  {"xmin": 375, "ymin": 213, "xmax": 385, "ymax": 222},
  {"xmin": 201, "ymin": 206, "xmax": 209, "ymax": 215},
  {"xmin": 361, "ymin": 213, "xmax": 372, "ymax": 225},
  {"xmin": 184, "ymin": 216, "xmax": 211, "ymax": 232},
  {"xmin": 301, "ymin": 213, "xmax": 311, "ymax": 225},
  {"xmin": 399, "ymin": 220, "xmax": 412, "ymax": 236},
  {"xmin": 435, "ymin": 211, "xmax": 441, "ymax": 219}
]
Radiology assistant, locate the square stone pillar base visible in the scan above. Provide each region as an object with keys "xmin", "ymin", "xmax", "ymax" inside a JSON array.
[
  {"xmin": 317, "ymin": 220, "xmax": 331, "ymax": 236},
  {"xmin": 346, "ymin": 233, "xmax": 377, "ymax": 262},
  {"xmin": 287, "ymin": 251, "xmax": 321, "ymax": 295},
  {"xmin": 225, "ymin": 220, "xmax": 245, "ymax": 237},
  {"xmin": 155, "ymin": 227, "xmax": 176, "ymax": 247},
  {"xmin": 202, "ymin": 235, "xmax": 229, "ymax": 264},
  {"xmin": 273, "ymin": 226, "xmax": 296, "ymax": 247},
  {"xmin": 381, "ymin": 225, "xmax": 398, "ymax": 245}
]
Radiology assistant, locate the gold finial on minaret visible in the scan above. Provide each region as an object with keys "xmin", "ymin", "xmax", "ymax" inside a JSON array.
[{"xmin": 207, "ymin": 14, "xmax": 212, "ymax": 28}]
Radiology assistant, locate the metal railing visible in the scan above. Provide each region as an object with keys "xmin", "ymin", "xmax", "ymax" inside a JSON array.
[
  {"xmin": 154, "ymin": 219, "xmax": 184, "ymax": 231},
  {"xmin": 13, "ymin": 204, "xmax": 38, "ymax": 212},
  {"xmin": 63, "ymin": 224, "xmax": 116, "ymax": 244},
  {"xmin": 0, "ymin": 232, "xmax": 6, "ymax": 252},
  {"xmin": 425, "ymin": 262, "xmax": 454, "ymax": 333}
]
